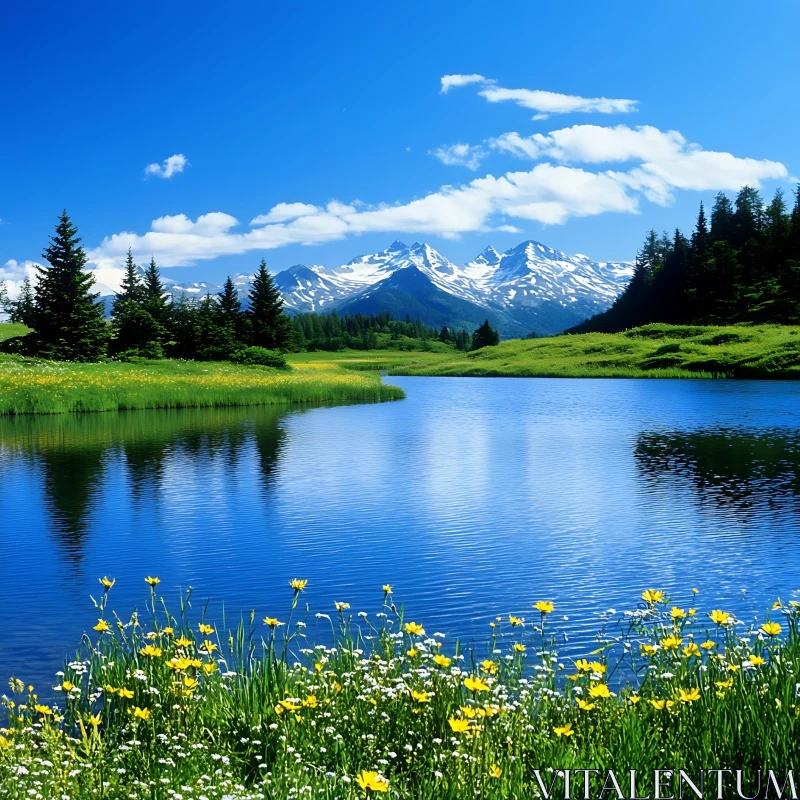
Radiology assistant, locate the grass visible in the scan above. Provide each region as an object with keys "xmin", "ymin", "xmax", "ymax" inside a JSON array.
[
  {"xmin": 1, "ymin": 583, "xmax": 798, "ymax": 799},
  {"xmin": 0, "ymin": 322, "xmax": 31, "ymax": 341},
  {"xmin": 290, "ymin": 323, "xmax": 800, "ymax": 379},
  {"xmin": 0, "ymin": 356, "xmax": 404, "ymax": 415}
]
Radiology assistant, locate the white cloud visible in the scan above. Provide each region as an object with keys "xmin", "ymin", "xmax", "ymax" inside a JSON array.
[
  {"xmin": 0, "ymin": 259, "xmax": 40, "ymax": 300},
  {"xmin": 430, "ymin": 143, "xmax": 487, "ymax": 170},
  {"xmin": 440, "ymin": 74, "xmax": 489, "ymax": 94},
  {"xmin": 479, "ymin": 87, "xmax": 638, "ymax": 119},
  {"xmin": 487, "ymin": 124, "xmax": 788, "ymax": 203},
  {"xmin": 251, "ymin": 202, "xmax": 321, "ymax": 225},
  {"xmin": 441, "ymin": 74, "xmax": 637, "ymax": 118},
  {"xmin": 144, "ymin": 153, "xmax": 189, "ymax": 179}
]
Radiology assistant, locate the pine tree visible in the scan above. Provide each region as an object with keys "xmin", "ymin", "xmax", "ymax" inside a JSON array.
[
  {"xmin": 789, "ymin": 185, "xmax": 800, "ymax": 261},
  {"xmin": 470, "ymin": 319, "xmax": 500, "ymax": 350},
  {"xmin": 8, "ymin": 277, "xmax": 35, "ymax": 326},
  {"xmin": 438, "ymin": 325, "xmax": 451, "ymax": 343},
  {"xmin": 31, "ymin": 211, "xmax": 109, "ymax": 361},
  {"xmin": 247, "ymin": 259, "xmax": 293, "ymax": 350},
  {"xmin": 710, "ymin": 193, "xmax": 735, "ymax": 243},
  {"xmin": 691, "ymin": 202, "xmax": 710, "ymax": 257},
  {"xmin": 218, "ymin": 276, "xmax": 242, "ymax": 319},
  {"xmin": 142, "ymin": 257, "xmax": 169, "ymax": 320},
  {"xmin": 111, "ymin": 249, "xmax": 144, "ymax": 318}
]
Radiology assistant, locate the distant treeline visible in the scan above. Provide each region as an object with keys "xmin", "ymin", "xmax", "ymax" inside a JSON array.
[
  {"xmin": 4, "ymin": 212, "xmax": 293, "ymax": 365},
  {"xmin": 572, "ymin": 185, "xmax": 800, "ymax": 333},
  {"xmin": 292, "ymin": 310, "xmax": 473, "ymax": 351}
]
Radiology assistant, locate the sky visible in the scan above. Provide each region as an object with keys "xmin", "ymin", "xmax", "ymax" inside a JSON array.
[{"xmin": 2, "ymin": 0, "xmax": 799, "ymax": 295}]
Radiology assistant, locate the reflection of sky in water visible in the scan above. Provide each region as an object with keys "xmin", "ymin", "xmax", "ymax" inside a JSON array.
[{"xmin": 2, "ymin": 377, "xmax": 800, "ymax": 694}]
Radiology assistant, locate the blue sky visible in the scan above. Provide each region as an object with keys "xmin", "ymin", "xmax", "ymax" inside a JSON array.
[{"xmin": 2, "ymin": 0, "xmax": 799, "ymax": 292}]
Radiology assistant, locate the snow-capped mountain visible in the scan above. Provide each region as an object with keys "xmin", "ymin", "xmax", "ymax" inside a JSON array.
[
  {"xmin": 99, "ymin": 241, "xmax": 632, "ymax": 337},
  {"xmin": 277, "ymin": 240, "xmax": 632, "ymax": 337}
]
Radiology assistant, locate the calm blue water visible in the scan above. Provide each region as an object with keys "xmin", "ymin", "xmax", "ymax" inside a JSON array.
[{"xmin": 2, "ymin": 377, "xmax": 800, "ymax": 693}]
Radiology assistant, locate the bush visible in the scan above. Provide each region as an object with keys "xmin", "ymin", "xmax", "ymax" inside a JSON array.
[{"xmin": 232, "ymin": 346, "xmax": 289, "ymax": 369}]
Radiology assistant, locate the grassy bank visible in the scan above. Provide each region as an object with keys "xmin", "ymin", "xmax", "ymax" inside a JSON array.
[
  {"xmin": 0, "ymin": 356, "xmax": 403, "ymax": 415},
  {"xmin": 291, "ymin": 323, "xmax": 800, "ymax": 379},
  {"xmin": 1, "ymin": 583, "xmax": 798, "ymax": 799}
]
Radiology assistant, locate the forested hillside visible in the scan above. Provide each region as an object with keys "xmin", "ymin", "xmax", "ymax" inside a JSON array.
[{"xmin": 571, "ymin": 186, "xmax": 800, "ymax": 333}]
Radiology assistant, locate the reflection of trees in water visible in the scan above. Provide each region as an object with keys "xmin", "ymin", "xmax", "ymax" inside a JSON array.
[
  {"xmin": 0, "ymin": 407, "xmax": 288, "ymax": 562},
  {"xmin": 634, "ymin": 428, "xmax": 800, "ymax": 512}
]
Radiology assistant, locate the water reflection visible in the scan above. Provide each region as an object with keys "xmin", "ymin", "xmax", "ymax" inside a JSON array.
[
  {"xmin": 0, "ymin": 407, "xmax": 287, "ymax": 562},
  {"xmin": 635, "ymin": 428, "xmax": 800, "ymax": 513}
]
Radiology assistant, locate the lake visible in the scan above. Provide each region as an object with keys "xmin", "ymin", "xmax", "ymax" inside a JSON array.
[{"xmin": 3, "ymin": 376, "xmax": 800, "ymax": 694}]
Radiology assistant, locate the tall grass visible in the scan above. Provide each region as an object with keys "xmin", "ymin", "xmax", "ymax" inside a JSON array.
[
  {"xmin": 292, "ymin": 323, "xmax": 800, "ymax": 379},
  {"xmin": 2, "ymin": 582, "xmax": 798, "ymax": 799},
  {"xmin": 0, "ymin": 356, "xmax": 404, "ymax": 415}
]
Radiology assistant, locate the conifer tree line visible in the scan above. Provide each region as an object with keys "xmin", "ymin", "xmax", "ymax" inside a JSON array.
[
  {"xmin": 292, "ymin": 310, "xmax": 472, "ymax": 351},
  {"xmin": 571, "ymin": 185, "xmax": 800, "ymax": 333},
  {"xmin": 2, "ymin": 212, "xmax": 294, "ymax": 363}
]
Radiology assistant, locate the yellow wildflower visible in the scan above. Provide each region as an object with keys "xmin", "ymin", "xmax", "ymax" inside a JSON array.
[
  {"xmin": 144, "ymin": 576, "xmax": 160, "ymax": 586},
  {"xmin": 334, "ymin": 602, "xmax": 350, "ymax": 612},
  {"xmin": 87, "ymin": 714, "xmax": 101, "ymax": 727},
  {"xmin": 448, "ymin": 717, "xmax": 471, "ymax": 733},
  {"xmin": 302, "ymin": 694, "xmax": 318, "ymax": 708},
  {"xmin": 99, "ymin": 576, "xmax": 115, "ymax": 589},
  {"xmin": 407, "ymin": 648, "xmax": 419, "ymax": 658},
  {"xmin": 202, "ymin": 661, "xmax": 217, "ymax": 675},
  {"xmin": 382, "ymin": 584, "xmax": 392, "ymax": 594},
  {"xmin": 118, "ymin": 688, "xmax": 134, "ymax": 699},
  {"xmin": 700, "ymin": 640, "xmax": 716, "ymax": 650},
  {"xmin": 661, "ymin": 635, "xmax": 683, "ymax": 651},
  {"xmin": 748, "ymin": 654, "xmax": 765, "ymax": 666},
  {"xmin": 355, "ymin": 770, "xmax": 389, "ymax": 793},
  {"xmin": 640, "ymin": 644, "xmax": 657, "ymax": 657},
  {"xmin": 200, "ymin": 640, "xmax": 217, "ymax": 653},
  {"xmin": 139, "ymin": 645, "xmax": 162, "ymax": 658},
  {"xmin": 198, "ymin": 623, "xmax": 214, "ymax": 635},
  {"xmin": 132, "ymin": 707, "xmax": 150, "ymax": 720},
  {"xmin": 481, "ymin": 660, "xmax": 498, "ymax": 674},
  {"xmin": 263, "ymin": 617, "xmax": 283, "ymax": 628},
  {"xmin": 464, "ymin": 676, "xmax": 490, "ymax": 693},
  {"xmin": 534, "ymin": 601, "xmax": 554, "ymax": 614},
  {"xmin": 404, "ymin": 622, "xmax": 425, "ymax": 635},
  {"xmin": 289, "ymin": 578, "xmax": 308, "ymax": 591},
  {"xmin": 642, "ymin": 589, "xmax": 664, "ymax": 604},
  {"xmin": 553, "ymin": 723, "xmax": 574, "ymax": 737},
  {"xmin": 671, "ymin": 607, "xmax": 686, "ymax": 620},
  {"xmin": 678, "ymin": 687, "xmax": 701, "ymax": 703},
  {"xmin": 761, "ymin": 622, "xmax": 782, "ymax": 636},
  {"xmin": 410, "ymin": 690, "xmax": 430, "ymax": 703},
  {"xmin": 489, "ymin": 765, "xmax": 502, "ymax": 778},
  {"xmin": 630, "ymin": 695, "xmax": 640, "ymax": 704},
  {"xmin": 709, "ymin": 609, "xmax": 731, "ymax": 626},
  {"xmin": 649, "ymin": 699, "xmax": 675, "ymax": 710},
  {"xmin": 509, "ymin": 615, "xmax": 523, "ymax": 627},
  {"xmin": 175, "ymin": 636, "xmax": 192, "ymax": 648},
  {"xmin": 589, "ymin": 683, "xmax": 611, "ymax": 698},
  {"xmin": 682, "ymin": 643, "xmax": 701, "ymax": 658},
  {"xmin": 93, "ymin": 619, "xmax": 110, "ymax": 633},
  {"xmin": 512, "ymin": 643, "xmax": 526, "ymax": 653},
  {"xmin": 34, "ymin": 704, "xmax": 53, "ymax": 716},
  {"xmin": 433, "ymin": 654, "xmax": 452, "ymax": 668},
  {"xmin": 576, "ymin": 698, "xmax": 595, "ymax": 711}
]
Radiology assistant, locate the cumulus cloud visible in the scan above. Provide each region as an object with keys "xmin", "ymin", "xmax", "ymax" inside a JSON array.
[
  {"xmin": 144, "ymin": 153, "xmax": 189, "ymax": 179},
  {"xmin": 441, "ymin": 74, "xmax": 637, "ymax": 118},
  {"xmin": 440, "ymin": 74, "xmax": 489, "ymax": 94},
  {"xmin": 251, "ymin": 202, "xmax": 321, "ymax": 225},
  {"xmin": 430, "ymin": 143, "xmax": 487, "ymax": 170},
  {"xmin": 0, "ymin": 259, "xmax": 40, "ymax": 300},
  {"xmin": 487, "ymin": 124, "xmax": 788, "ymax": 203}
]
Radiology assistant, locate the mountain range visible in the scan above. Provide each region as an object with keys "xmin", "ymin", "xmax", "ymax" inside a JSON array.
[{"xmin": 106, "ymin": 240, "xmax": 633, "ymax": 338}]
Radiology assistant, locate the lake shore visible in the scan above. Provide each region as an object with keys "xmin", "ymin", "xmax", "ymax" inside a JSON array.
[
  {"xmin": 290, "ymin": 323, "xmax": 800, "ymax": 379},
  {"xmin": 0, "ymin": 356, "xmax": 404, "ymax": 415}
]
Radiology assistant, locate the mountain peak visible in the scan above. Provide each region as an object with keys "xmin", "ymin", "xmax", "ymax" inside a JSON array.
[{"xmin": 387, "ymin": 240, "xmax": 407, "ymax": 252}]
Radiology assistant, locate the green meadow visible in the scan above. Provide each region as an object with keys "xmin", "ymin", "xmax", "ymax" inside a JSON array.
[{"xmin": 291, "ymin": 323, "xmax": 800, "ymax": 379}]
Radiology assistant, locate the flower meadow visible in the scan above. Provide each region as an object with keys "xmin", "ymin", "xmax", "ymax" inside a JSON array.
[
  {"xmin": 0, "ymin": 357, "xmax": 404, "ymax": 415},
  {"xmin": 1, "ymin": 581, "xmax": 799, "ymax": 800}
]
